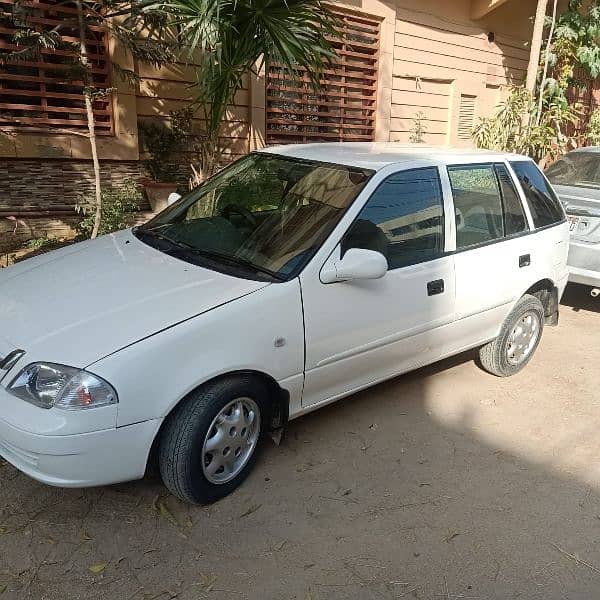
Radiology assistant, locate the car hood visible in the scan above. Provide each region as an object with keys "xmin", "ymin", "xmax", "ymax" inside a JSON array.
[{"xmin": 0, "ymin": 230, "xmax": 269, "ymax": 369}]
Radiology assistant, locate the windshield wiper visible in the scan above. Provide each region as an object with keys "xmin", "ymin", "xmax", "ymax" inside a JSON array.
[
  {"xmin": 190, "ymin": 248, "xmax": 286, "ymax": 281},
  {"xmin": 137, "ymin": 228, "xmax": 285, "ymax": 281}
]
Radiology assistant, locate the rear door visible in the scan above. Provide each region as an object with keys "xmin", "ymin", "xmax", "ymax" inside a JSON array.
[{"xmin": 447, "ymin": 162, "xmax": 534, "ymax": 349}]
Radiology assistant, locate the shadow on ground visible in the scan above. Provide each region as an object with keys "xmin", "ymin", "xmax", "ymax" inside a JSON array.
[{"xmin": 1, "ymin": 284, "xmax": 600, "ymax": 599}]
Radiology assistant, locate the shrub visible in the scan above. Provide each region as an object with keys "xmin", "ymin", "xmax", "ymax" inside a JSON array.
[
  {"xmin": 587, "ymin": 108, "xmax": 600, "ymax": 146},
  {"xmin": 77, "ymin": 180, "xmax": 143, "ymax": 238}
]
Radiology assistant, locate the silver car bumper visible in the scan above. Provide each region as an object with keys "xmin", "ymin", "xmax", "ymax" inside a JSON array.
[{"xmin": 568, "ymin": 240, "xmax": 600, "ymax": 287}]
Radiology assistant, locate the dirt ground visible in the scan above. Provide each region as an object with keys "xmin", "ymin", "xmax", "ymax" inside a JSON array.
[{"xmin": 2, "ymin": 283, "xmax": 600, "ymax": 600}]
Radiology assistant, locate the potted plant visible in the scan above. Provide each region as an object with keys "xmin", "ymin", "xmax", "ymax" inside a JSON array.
[{"xmin": 138, "ymin": 119, "xmax": 184, "ymax": 213}]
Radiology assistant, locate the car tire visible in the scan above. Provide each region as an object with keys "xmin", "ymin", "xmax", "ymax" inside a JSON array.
[
  {"xmin": 158, "ymin": 375, "xmax": 272, "ymax": 504},
  {"xmin": 478, "ymin": 294, "xmax": 545, "ymax": 377}
]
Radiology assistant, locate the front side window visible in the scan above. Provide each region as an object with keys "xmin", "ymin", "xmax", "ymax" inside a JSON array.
[
  {"xmin": 342, "ymin": 167, "xmax": 444, "ymax": 269},
  {"xmin": 135, "ymin": 153, "xmax": 372, "ymax": 281},
  {"xmin": 510, "ymin": 160, "xmax": 565, "ymax": 228},
  {"xmin": 449, "ymin": 163, "xmax": 528, "ymax": 250}
]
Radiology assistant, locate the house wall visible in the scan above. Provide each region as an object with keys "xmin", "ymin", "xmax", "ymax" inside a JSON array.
[
  {"xmin": 0, "ymin": 0, "xmax": 538, "ymax": 249},
  {"xmin": 319, "ymin": 0, "xmax": 533, "ymax": 147}
]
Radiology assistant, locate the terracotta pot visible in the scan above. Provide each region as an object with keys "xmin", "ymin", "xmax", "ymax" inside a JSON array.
[{"xmin": 141, "ymin": 180, "xmax": 179, "ymax": 213}]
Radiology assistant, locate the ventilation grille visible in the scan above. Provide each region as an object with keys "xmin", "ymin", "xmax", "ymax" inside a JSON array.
[
  {"xmin": 266, "ymin": 9, "xmax": 380, "ymax": 144},
  {"xmin": 457, "ymin": 94, "xmax": 476, "ymax": 140},
  {"xmin": 0, "ymin": 0, "xmax": 113, "ymax": 134}
]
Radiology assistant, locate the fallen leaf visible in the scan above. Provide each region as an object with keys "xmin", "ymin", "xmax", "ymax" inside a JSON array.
[
  {"xmin": 154, "ymin": 496, "xmax": 179, "ymax": 527},
  {"xmin": 82, "ymin": 531, "xmax": 93, "ymax": 541},
  {"xmin": 239, "ymin": 504, "xmax": 262, "ymax": 518},
  {"xmin": 198, "ymin": 573, "xmax": 218, "ymax": 591},
  {"xmin": 0, "ymin": 584, "xmax": 7, "ymax": 595},
  {"xmin": 88, "ymin": 562, "xmax": 108, "ymax": 574},
  {"xmin": 272, "ymin": 540, "xmax": 287, "ymax": 551},
  {"xmin": 444, "ymin": 530, "xmax": 460, "ymax": 543}
]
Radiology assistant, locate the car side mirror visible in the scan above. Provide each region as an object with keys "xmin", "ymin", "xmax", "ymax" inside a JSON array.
[
  {"xmin": 321, "ymin": 248, "xmax": 388, "ymax": 284},
  {"xmin": 167, "ymin": 192, "xmax": 181, "ymax": 206}
]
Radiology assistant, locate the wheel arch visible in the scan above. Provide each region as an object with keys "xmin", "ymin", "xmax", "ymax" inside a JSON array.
[
  {"xmin": 523, "ymin": 278, "xmax": 559, "ymax": 325},
  {"xmin": 145, "ymin": 369, "xmax": 290, "ymax": 475}
]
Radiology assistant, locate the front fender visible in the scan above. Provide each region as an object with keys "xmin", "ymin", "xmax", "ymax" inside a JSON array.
[{"xmin": 89, "ymin": 279, "xmax": 305, "ymax": 427}]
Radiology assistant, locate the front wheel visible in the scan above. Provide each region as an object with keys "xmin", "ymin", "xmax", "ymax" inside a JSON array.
[
  {"xmin": 479, "ymin": 294, "xmax": 545, "ymax": 377},
  {"xmin": 158, "ymin": 375, "xmax": 271, "ymax": 504}
]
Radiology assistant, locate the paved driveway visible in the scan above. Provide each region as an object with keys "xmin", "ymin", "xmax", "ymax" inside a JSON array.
[{"xmin": 1, "ymin": 284, "xmax": 600, "ymax": 600}]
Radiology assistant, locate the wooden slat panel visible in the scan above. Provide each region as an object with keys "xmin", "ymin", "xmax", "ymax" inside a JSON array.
[
  {"xmin": 0, "ymin": 115, "xmax": 112, "ymax": 127},
  {"xmin": 0, "ymin": 0, "xmax": 113, "ymax": 133},
  {"xmin": 266, "ymin": 9, "xmax": 380, "ymax": 145}
]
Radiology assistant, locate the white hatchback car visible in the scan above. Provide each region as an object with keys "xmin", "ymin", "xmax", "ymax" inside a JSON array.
[{"xmin": 0, "ymin": 143, "xmax": 568, "ymax": 504}]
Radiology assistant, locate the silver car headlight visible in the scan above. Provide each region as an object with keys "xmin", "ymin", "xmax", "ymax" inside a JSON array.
[{"xmin": 7, "ymin": 362, "xmax": 118, "ymax": 410}]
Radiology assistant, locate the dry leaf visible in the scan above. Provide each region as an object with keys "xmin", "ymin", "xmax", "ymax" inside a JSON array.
[
  {"xmin": 88, "ymin": 562, "xmax": 108, "ymax": 574},
  {"xmin": 239, "ymin": 503, "xmax": 262, "ymax": 518},
  {"xmin": 198, "ymin": 573, "xmax": 218, "ymax": 591},
  {"xmin": 444, "ymin": 530, "xmax": 460, "ymax": 543}
]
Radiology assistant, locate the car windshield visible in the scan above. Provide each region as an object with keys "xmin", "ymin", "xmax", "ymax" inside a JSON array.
[
  {"xmin": 545, "ymin": 152, "xmax": 600, "ymax": 188},
  {"xmin": 134, "ymin": 153, "xmax": 373, "ymax": 281}
]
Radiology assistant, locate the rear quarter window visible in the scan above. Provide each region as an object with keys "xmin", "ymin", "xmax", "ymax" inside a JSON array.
[{"xmin": 510, "ymin": 160, "xmax": 565, "ymax": 228}]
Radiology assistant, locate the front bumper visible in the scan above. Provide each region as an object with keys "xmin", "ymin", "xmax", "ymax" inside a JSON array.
[
  {"xmin": 567, "ymin": 240, "xmax": 600, "ymax": 287},
  {"xmin": 0, "ymin": 409, "xmax": 161, "ymax": 488}
]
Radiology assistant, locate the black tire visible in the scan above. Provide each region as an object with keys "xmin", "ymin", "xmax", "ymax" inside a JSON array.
[
  {"xmin": 479, "ymin": 294, "xmax": 545, "ymax": 377},
  {"xmin": 158, "ymin": 375, "xmax": 272, "ymax": 504}
]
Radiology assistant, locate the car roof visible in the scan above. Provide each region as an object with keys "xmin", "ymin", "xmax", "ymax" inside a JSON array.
[
  {"xmin": 569, "ymin": 146, "xmax": 600, "ymax": 154},
  {"xmin": 259, "ymin": 142, "xmax": 529, "ymax": 171}
]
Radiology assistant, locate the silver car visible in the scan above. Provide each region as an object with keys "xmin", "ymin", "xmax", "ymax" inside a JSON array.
[{"xmin": 546, "ymin": 147, "xmax": 600, "ymax": 289}]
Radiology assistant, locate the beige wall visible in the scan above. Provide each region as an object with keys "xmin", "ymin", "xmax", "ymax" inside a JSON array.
[
  {"xmin": 337, "ymin": 0, "xmax": 535, "ymax": 146},
  {"xmin": 0, "ymin": 0, "xmax": 538, "ymax": 161}
]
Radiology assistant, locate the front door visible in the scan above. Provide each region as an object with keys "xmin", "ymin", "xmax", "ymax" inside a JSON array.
[{"xmin": 300, "ymin": 166, "xmax": 456, "ymax": 408}]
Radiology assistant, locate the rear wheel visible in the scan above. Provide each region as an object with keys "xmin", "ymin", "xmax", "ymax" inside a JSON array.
[
  {"xmin": 479, "ymin": 294, "xmax": 544, "ymax": 377},
  {"xmin": 158, "ymin": 375, "xmax": 271, "ymax": 504}
]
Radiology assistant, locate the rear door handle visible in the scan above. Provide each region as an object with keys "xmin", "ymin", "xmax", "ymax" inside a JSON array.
[
  {"xmin": 427, "ymin": 279, "xmax": 445, "ymax": 296},
  {"xmin": 519, "ymin": 254, "xmax": 531, "ymax": 268}
]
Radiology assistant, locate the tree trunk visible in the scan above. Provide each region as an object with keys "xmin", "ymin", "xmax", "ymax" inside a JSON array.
[
  {"xmin": 526, "ymin": 0, "xmax": 549, "ymax": 94},
  {"xmin": 536, "ymin": 0, "xmax": 558, "ymax": 126},
  {"xmin": 76, "ymin": 0, "xmax": 102, "ymax": 239}
]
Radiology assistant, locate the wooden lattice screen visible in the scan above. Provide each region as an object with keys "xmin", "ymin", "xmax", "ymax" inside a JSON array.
[
  {"xmin": 266, "ymin": 10, "xmax": 380, "ymax": 144},
  {"xmin": 565, "ymin": 67, "xmax": 600, "ymax": 141},
  {"xmin": 0, "ymin": 0, "xmax": 112, "ymax": 133}
]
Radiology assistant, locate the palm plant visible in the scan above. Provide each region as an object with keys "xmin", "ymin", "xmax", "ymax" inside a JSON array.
[{"xmin": 152, "ymin": 0, "xmax": 340, "ymax": 181}]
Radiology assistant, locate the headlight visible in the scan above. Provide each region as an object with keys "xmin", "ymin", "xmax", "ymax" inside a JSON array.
[{"xmin": 7, "ymin": 363, "xmax": 118, "ymax": 410}]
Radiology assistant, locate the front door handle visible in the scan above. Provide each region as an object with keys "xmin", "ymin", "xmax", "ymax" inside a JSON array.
[
  {"xmin": 519, "ymin": 254, "xmax": 531, "ymax": 268},
  {"xmin": 427, "ymin": 279, "xmax": 445, "ymax": 296}
]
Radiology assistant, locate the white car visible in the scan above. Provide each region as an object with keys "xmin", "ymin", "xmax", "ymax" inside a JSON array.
[{"xmin": 0, "ymin": 143, "xmax": 569, "ymax": 504}]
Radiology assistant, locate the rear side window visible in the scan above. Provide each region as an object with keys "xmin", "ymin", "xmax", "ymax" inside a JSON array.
[
  {"xmin": 495, "ymin": 164, "xmax": 528, "ymax": 235},
  {"xmin": 343, "ymin": 167, "xmax": 444, "ymax": 269},
  {"xmin": 448, "ymin": 163, "xmax": 527, "ymax": 249},
  {"xmin": 510, "ymin": 161, "xmax": 565, "ymax": 228}
]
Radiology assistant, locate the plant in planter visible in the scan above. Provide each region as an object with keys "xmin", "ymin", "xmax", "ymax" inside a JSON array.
[{"xmin": 139, "ymin": 118, "xmax": 188, "ymax": 212}]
